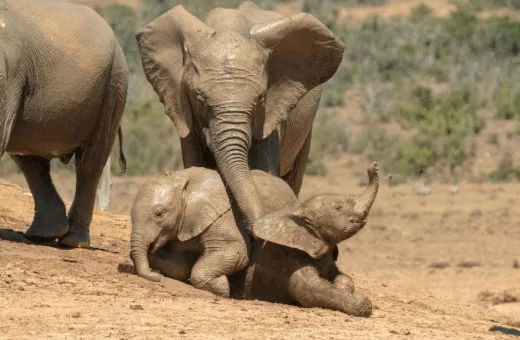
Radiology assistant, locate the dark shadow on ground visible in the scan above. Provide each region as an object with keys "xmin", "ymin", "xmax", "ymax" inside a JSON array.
[
  {"xmin": 0, "ymin": 228, "xmax": 118, "ymax": 254},
  {"xmin": 490, "ymin": 325, "xmax": 520, "ymax": 337}
]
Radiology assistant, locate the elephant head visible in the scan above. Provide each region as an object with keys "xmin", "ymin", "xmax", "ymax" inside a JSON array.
[
  {"xmin": 136, "ymin": 3, "xmax": 345, "ymax": 227},
  {"xmin": 130, "ymin": 169, "xmax": 231, "ymax": 282},
  {"xmin": 253, "ymin": 162, "xmax": 381, "ymax": 258}
]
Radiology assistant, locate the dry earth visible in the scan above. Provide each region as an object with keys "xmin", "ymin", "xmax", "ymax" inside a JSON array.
[{"xmin": 1, "ymin": 157, "xmax": 520, "ymax": 339}]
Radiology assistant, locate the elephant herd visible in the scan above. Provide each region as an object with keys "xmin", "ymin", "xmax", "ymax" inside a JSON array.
[{"xmin": 0, "ymin": 0, "xmax": 382, "ymax": 317}]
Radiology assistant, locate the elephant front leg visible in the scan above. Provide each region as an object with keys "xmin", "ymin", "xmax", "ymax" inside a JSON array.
[
  {"xmin": 288, "ymin": 266, "xmax": 372, "ymax": 317},
  {"xmin": 12, "ymin": 155, "xmax": 70, "ymax": 242},
  {"xmin": 148, "ymin": 243, "xmax": 198, "ymax": 282},
  {"xmin": 249, "ymin": 129, "xmax": 280, "ymax": 176},
  {"xmin": 190, "ymin": 242, "xmax": 250, "ymax": 298},
  {"xmin": 282, "ymin": 129, "xmax": 311, "ymax": 197}
]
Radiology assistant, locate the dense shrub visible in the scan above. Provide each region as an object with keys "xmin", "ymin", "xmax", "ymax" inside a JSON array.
[{"xmin": 489, "ymin": 152, "xmax": 520, "ymax": 182}]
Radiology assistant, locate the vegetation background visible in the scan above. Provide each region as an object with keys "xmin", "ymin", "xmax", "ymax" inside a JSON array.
[{"xmin": 4, "ymin": 0, "xmax": 520, "ymax": 186}]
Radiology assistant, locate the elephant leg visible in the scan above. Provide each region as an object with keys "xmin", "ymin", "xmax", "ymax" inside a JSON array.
[
  {"xmin": 288, "ymin": 266, "xmax": 372, "ymax": 317},
  {"xmin": 12, "ymin": 155, "xmax": 69, "ymax": 242},
  {"xmin": 249, "ymin": 129, "xmax": 280, "ymax": 176},
  {"xmin": 148, "ymin": 244, "xmax": 198, "ymax": 282},
  {"xmin": 282, "ymin": 129, "xmax": 312, "ymax": 197},
  {"xmin": 58, "ymin": 55, "xmax": 127, "ymax": 248},
  {"xmin": 190, "ymin": 242, "xmax": 250, "ymax": 298},
  {"xmin": 180, "ymin": 130, "xmax": 209, "ymax": 168}
]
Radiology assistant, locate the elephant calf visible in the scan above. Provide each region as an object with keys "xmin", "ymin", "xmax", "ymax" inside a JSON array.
[{"xmin": 130, "ymin": 164, "xmax": 381, "ymax": 317}]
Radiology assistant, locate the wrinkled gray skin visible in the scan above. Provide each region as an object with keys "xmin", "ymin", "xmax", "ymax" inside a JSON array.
[
  {"xmin": 130, "ymin": 163, "xmax": 380, "ymax": 317},
  {"xmin": 136, "ymin": 1, "xmax": 345, "ymax": 229},
  {"xmin": 0, "ymin": 0, "xmax": 127, "ymax": 248}
]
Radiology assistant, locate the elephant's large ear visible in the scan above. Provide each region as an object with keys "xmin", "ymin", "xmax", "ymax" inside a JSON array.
[
  {"xmin": 177, "ymin": 170, "xmax": 231, "ymax": 242},
  {"xmin": 136, "ymin": 6, "xmax": 215, "ymax": 138},
  {"xmin": 253, "ymin": 209, "xmax": 330, "ymax": 259},
  {"xmin": 251, "ymin": 13, "xmax": 345, "ymax": 139}
]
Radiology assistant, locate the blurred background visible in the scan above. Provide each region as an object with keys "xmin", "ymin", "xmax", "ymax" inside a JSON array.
[{"xmin": 5, "ymin": 0, "xmax": 520, "ymax": 187}]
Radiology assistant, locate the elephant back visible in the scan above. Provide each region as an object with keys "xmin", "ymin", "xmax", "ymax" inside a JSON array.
[{"xmin": 251, "ymin": 170, "xmax": 298, "ymax": 214}]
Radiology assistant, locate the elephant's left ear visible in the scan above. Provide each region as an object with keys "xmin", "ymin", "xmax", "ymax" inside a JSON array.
[{"xmin": 251, "ymin": 13, "xmax": 345, "ymax": 139}]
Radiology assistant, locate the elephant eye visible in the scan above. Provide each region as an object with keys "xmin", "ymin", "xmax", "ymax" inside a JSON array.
[{"xmin": 153, "ymin": 210, "xmax": 165, "ymax": 219}]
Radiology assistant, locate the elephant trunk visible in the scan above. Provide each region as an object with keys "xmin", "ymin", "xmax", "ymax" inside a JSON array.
[
  {"xmin": 355, "ymin": 162, "xmax": 380, "ymax": 215},
  {"xmin": 130, "ymin": 227, "xmax": 162, "ymax": 282},
  {"xmin": 210, "ymin": 112, "xmax": 263, "ymax": 229}
]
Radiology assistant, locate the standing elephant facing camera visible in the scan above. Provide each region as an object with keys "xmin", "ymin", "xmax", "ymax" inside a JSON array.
[
  {"xmin": 136, "ymin": 1, "xmax": 345, "ymax": 227},
  {"xmin": 0, "ymin": 0, "xmax": 127, "ymax": 248}
]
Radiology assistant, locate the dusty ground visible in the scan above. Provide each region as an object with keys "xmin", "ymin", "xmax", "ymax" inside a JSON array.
[{"xmin": 1, "ymin": 157, "xmax": 520, "ymax": 339}]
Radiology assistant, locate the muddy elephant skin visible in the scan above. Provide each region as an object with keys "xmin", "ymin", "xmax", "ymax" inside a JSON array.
[
  {"xmin": 136, "ymin": 1, "xmax": 345, "ymax": 229},
  {"xmin": 130, "ymin": 163, "xmax": 380, "ymax": 317}
]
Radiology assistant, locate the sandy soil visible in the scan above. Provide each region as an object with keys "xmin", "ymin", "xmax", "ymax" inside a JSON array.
[{"xmin": 1, "ymin": 158, "xmax": 520, "ymax": 339}]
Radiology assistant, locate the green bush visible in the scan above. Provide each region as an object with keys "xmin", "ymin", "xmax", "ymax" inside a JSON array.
[
  {"xmin": 488, "ymin": 133, "xmax": 499, "ymax": 145},
  {"xmin": 117, "ymin": 100, "xmax": 183, "ymax": 175},
  {"xmin": 489, "ymin": 152, "xmax": 520, "ymax": 182},
  {"xmin": 305, "ymin": 156, "xmax": 328, "ymax": 176},
  {"xmin": 311, "ymin": 113, "xmax": 349, "ymax": 159}
]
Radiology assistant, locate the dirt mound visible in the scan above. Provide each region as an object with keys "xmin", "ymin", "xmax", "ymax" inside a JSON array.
[{"xmin": 0, "ymin": 177, "xmax": 519, "ymax": 339}]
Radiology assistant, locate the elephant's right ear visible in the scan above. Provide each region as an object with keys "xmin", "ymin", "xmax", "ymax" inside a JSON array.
[
  {"xmin": 252, "ymin": 209, "xmax": 330, "ymax": 259},
  {"xmin": 136, "ymin": 6, "xmax": 215, "ymax": 138}
]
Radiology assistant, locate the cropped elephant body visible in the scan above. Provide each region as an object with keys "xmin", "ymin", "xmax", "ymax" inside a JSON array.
[
  {"xmin": 130, "ymin": 164, "xmax": 381, "ymax": 317},
  {"xmin": 137, "ymin": 1, "xmax": 345, "ymax": 227},
  {"xmin": 0, "ymin": 0, "xmax": 128, "ymax": 248}
]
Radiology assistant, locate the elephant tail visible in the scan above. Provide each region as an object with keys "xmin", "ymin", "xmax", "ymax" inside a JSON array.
[{"xmin": 117, "ymin": 126, "xmax": 127, "ymax": 175}]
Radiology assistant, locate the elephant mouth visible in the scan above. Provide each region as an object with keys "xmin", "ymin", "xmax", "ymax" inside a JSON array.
[
  {"xmin": 344, "ymin": 218, "xmax": 367, "ymax": 232},
  {"xmin": 149, "ymin": 235, "xmax": 169, "ymax": 254}
]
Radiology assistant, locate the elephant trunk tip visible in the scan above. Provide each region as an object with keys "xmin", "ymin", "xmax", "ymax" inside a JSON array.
[
  {"xmin": 367, "ymin": 161, "xmax": 379, "ymax": 178},
  {"xmin": 356, "ymin": 161, "xmax": 380, "ymax": 215}
]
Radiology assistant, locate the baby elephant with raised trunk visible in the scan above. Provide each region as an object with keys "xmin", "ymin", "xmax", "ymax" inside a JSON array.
[{"xmin": 130, "ymin": 163, "xmax": 381, "ymax": 317}]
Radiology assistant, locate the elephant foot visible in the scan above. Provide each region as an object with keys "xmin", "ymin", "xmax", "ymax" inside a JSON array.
[
  {"xmin": 192, "ymin": 275, "xmax": 230, "ymax": 298},
  {"xmin": 24, "ymin": 214, "xmax": 70, "ymax": 243},
  {"xmin": 58, "ymin": 221, "xmax": 90, "ymax": 248}
]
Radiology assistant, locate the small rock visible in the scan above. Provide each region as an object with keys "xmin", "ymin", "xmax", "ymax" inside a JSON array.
[
  {"xmin": 429, "ymin": 262, "xmax": 451, "ymax": 269},
  {"xmin": 448, "ymin": 185, "xmax": 459, "ymax": 195},
  {"xmin": 390, "ymin": 330, "xmax": 398, "ymax": 334},
  {"xmin": 513, "ymin": 259, "xmax": 519, "ymax": 269},
  {"xmin": 456, "ymin": 260, "xmax": 481, "ymax": 268},
  {"xmin": 179, "ymin": 330, "xmax": 186, "ymax": 335},
  {"xmin": 130, "ymin": 304, "xmax": 144, "ymax": 310},
  {"xmin": 403, "ymin": 331, "xmax": 411, "ymax": 335},
  {"xmin": 71, "ymin": 312, "xmax": 81, "ymax": 318}
]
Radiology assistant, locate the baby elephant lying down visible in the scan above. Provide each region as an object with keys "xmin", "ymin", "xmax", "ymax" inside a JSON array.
[{"xmin": 129, "ymin": 164, "xmax": 381, "ymax": 317}]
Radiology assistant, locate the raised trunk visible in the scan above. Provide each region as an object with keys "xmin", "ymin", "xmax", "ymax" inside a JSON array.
[
  {"xmin": 355, "ymin": 162, "xmax": 380, "ymax": 215},
  {"xmin": 130, "ymin": 228, "xmax": 162, "ymax": 282},
  {"xmin": 210, "ymin": 112, "xmax": 263, "ymax": 229}
]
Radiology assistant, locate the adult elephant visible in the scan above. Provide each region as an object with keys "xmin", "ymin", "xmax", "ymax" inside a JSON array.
[
  {"xmin": 0, "ymin": 0, "xmax": 127, "ymax": 248},
  {"xmin": 136, "ymin": 1, "xmax": 344, "ymax": 227}
]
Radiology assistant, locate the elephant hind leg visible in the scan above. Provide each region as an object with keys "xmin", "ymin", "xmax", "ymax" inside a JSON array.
[
  {"xmin": 13, "ymin": 155, "xmax": 69, "ymax": 242},
  {"xmin": 58, "ymin": 52, "xmax": 128, "ymax": 249},
  {"xmin": 282, "ymin": 129, "xmax": 312, "ymax": 197}
]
